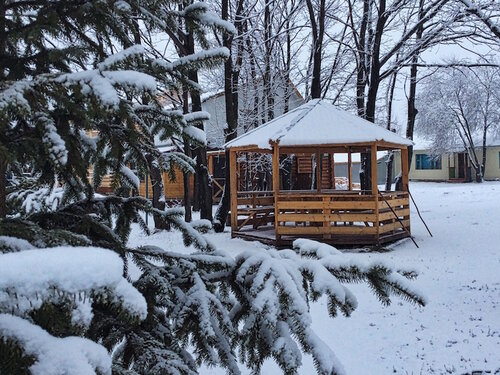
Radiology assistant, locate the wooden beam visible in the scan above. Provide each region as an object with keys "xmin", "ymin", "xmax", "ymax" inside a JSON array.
[
  {"xmin": 316, "ymin": 151, "xmax": 321, "ymax": 193},
  {"xmin": 207, "ymin": 153, "xmax": 214, "ymax": 175},
  {"xmin": 401, "ymin": 147, "xmax": 409, "ymax": 192},
  {"xmin": 348, "ymin": 148, "xmax": 352, "ymax": 191},
  {"xmin": 226, "ymin": 145, "xmax": 272, "ymax": 153},
  {"xmin": 272, "ymin": 142, "xmax": 280, "ymax": 240},
  {"xmin": 371, "ymin": 142, "xmax": 380, "ymax": 243},
  {"xmin": 330, "ymin": 153, "xmax": 335, "ymax": 189},
  {"xmin": 229, "ymin": 150, "xmax": 238, "ymax": 235}
]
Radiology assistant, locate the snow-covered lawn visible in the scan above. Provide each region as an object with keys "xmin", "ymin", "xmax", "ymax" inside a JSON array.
[{"xmin": 129, "ymin": 182, "xmax": 500, "ymax": 374}]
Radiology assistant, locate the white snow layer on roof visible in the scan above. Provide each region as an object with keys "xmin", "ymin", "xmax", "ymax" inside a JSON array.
[{"xmin": 225, "ymin": 99, "xmax": 413, "ymax": 149}]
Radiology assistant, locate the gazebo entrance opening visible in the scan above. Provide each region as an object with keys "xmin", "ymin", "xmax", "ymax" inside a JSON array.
[{"xmin": 229, "ymin": 143, "xmax": 410, "ymax": 247}]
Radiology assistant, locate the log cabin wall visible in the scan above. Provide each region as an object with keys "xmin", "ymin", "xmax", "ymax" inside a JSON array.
[
  {"xmin": 290, "ymin": 153, "xmax": 336, "ymax": 190},
  {"xmin": 138, "ymin": 167, "xmax": 194, "ymax": 201}
]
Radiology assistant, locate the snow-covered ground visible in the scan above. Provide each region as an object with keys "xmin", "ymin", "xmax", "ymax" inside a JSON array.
[{"xmin": 128, "ymin": 182, "xmax": 500, "ymax": 374}]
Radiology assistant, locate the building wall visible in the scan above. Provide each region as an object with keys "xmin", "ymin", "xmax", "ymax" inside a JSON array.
[
  {"xmin": 201, "ymin": 81, "xmax": 304, "ymax": 149},
  {"xmin": 483, "ymin": 146, "xmax": 500, "ymax": 180},
  {"xmin": 408, "ymin": 150, "xmax": 450, "ymax": 181},
  {"xmin": 138, "ymin": 166, "xmax": 194, "ymax": 201},
  {"xmin": 394, "ymin": 146, "xmax": 500, "ymax": 181},
  {"xmin": 334, "ymin": 159, "xmax": 388, "ymax": 185}
]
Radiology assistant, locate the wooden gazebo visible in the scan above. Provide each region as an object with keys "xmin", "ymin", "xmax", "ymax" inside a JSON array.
[{"xmin": 225, "ymin": 99, "xmax": 413, "ymax": 247}]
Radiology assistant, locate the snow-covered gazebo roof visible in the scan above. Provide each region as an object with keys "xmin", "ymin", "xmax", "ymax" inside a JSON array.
[{"xmin": 225, "ymin": 99, "xmax": 413, "ymax": 150}]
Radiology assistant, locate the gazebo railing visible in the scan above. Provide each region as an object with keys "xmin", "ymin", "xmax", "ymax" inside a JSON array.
[
  {"xmin": 275, "ymin": 190, "xmax": 409, "ymax": 242},
  {"xmin": 233, "ymin": 190, "xmax": 410, "ymax": 243},
  {"xmin": 276, "ymin": 192, "xmax": 378, "ymax": 238}
]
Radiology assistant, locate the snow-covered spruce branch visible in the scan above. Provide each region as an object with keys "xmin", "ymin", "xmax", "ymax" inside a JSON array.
[
  {"xmin": 176, "ymin": 2, "xmax": 236, "ymax": 34},
  {"xmin": 0, "ymin": 246, "xmax": 147, "ymax": 320},
  {"xmin": 126, "ymin": 237, "xmax": 425, "ymax": 375},
  {"xmin": 7, "ymin": 186, "xmax": 64, "ymax": 215},
  {"xmin": 152, "ymin": 207, "xmax": 217, "ymax": 253},
  {"xmin": 0, "ymin": 314, "xmax": 112, "ymax": 375},
  {"xmin": 153, "ymin": 47, "xmax": 230, "ymax": 72},
  {"xmin": 231, "ymin": 240, "xmax": 425, "ymax": 374},
  {"xmin": 161, "ymin": 152, "xmax": 196, "ymax": 177}
]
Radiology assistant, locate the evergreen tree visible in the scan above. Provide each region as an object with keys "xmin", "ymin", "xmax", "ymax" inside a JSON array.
[{"xmin": 1, "ymin": 1, "xmax": 425, "ymax": 374}]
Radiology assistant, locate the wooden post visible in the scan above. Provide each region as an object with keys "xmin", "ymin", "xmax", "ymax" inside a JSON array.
[
  {"xmin": 371, "ymin": 143, "xmax": 379, "ymax": 243},
  {"xmin": 347, "ymin": 147, "xmax": 352, "ymax": 191},
  {"xmin": 331, "ymin": 153, "xmax": 335, "ymax": 189},
  {"xmin": 316, "ymin": 151, "xmax": 321, "ymax": 192},
  {"xmin": 401, "ymin": 146, "xmax": 410, "ymax": 235},
  {"xmin": 229, "ymin": 149, "xmax": 238, "ymax": 236},
  {"xmin": 207, "ymin": 153, "xmax": 213, "ymax": 175},
  {"xmin": 401, "ymin": 147, "xmax": 409, "ymax": 192},
  {"xmin": 272, "ymin": 142, "xmax": 280, "ymax": 241}
]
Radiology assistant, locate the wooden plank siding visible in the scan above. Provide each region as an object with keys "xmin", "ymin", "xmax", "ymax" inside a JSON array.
[{"xmin": 138, "ymin": 167, "xmax": 194, "ymax": 201}]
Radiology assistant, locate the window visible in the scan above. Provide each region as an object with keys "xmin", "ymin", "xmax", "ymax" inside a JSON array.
[
  {"xmin": 416, "ymin": 154, "xmax": 442, "ymax": 170},
  {"xmin": 297, "ymin": 156, "xmax": 313, "ymax": 174}
]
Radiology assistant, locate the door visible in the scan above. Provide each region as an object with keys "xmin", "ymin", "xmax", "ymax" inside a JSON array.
[{"xmin": 458, "ymin": 153, "xmax": 466, "ymax": 179}]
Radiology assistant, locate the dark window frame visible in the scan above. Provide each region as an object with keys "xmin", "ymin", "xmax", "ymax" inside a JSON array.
[{"xmin": 416, "ymin": 154, "xmax": 442, "ymax": 170}]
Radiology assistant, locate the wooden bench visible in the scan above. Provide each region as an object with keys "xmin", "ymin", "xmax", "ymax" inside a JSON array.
[{"xmin": 237, "ymin": 206, "xmax": 275, "ymax": 230}]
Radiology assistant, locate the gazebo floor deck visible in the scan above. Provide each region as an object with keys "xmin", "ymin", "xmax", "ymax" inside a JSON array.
[{"xmin": 232, "ymin": 224, "xmax": 410, "ymax": 249}]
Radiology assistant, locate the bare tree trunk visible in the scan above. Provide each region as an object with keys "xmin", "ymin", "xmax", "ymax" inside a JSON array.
[
  {"xmin": 384, "ymin": 71, "xmax": 398, "ymax": 191},
  {"xmin": 405, "ymin": 0, "xmax": 424, "ymax": 170},
  {"xmin": 214, "ymin": 0, "xmax": 244, "ymax": 232},
  {"xmin": 306, "ymin": 0, "xmax": 325, "ymax": 99},
  {"xmin": 283, "ymin": 6, "xmax": 292, "ymax": 113},
  {"xmin": 0, "ymin": 160, "xmax": 6, "ymax": 219},
  {"xmin": 182, "ymin": 89, "xmax": 193, "ymax": 222},
  {"xmin": 183, "ymin": 143, "xmax": 193, "ymax": 222},
  {"xmin": 146, "ymin": 155, "xmax": 169, "ymax": 230},
  {"xmin": 264, "ymin": 0, "xmax": 274, "ymax": 120},
  {"xmin": 185, "ymin": 29, "xmax": 212, "ymax": 221}
]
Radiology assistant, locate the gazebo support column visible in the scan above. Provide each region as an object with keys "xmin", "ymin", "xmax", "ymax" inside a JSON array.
[
  {"xmin": 371, "ymin": 143, "xmax": 380, "ymax": 244},
  {"xmin": 315, "ymin": 151, "xmax": 321, "ymax": 192},
  {"xmin": 229, "ymin": 149, "xmax": 238, "ymax": 237},
  {"xmin": 272, "ymin": 142, "xmax": 280, "ymax": 242},
  {"xmin": 401, "ymin": 146, "xmax": 410, "ymax": 234},
  {"xmin": 401, "ymin": 147, "xmax": 409, "ymax": 192},
  {"xmin": 330, "ymin": 153, "xmax": 335, "ymax": 189},
  {"xmin": 347, "ymin": 148, "xmax": 352, "ymax": 190}
]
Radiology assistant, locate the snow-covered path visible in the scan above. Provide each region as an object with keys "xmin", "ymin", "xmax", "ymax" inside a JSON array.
[{"xmin": 128, "ymin": 182, "xmax": 500, "ymax": 374}]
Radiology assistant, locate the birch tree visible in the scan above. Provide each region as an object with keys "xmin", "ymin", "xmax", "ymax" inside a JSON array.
[{"xmin": 417, "ymin": 67, "xmax": 500, "ymax": 182}]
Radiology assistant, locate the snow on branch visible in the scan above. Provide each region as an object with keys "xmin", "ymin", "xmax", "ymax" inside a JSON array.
[
  {"xmin": 36, "ymin": 113, "xmax": 68, "ymax": 167},
  {"xmin": 184, "ymin": 110, "xmax": 210, "ymax": 123},
  {"xmin": 459, "ymin": 0, "xmax": 500, "ymax": 39},
  {"xmin": 153, "ymin": 208, "xmax": 216, "ymax": 253},
  {"xmin": 57, "ymin": 68, "xmax": 156, "ymax": 108},
  {"xmin": 0, "ymin": 247, "xmax": 147, "ymax": 319},
  {"xmin": 161, "ymin": 152, "xmax": 196, "ymax": 175},
  {"xmin": 98, "ymin": 45, "xmax": 146, "ymax": 70},
  {"xmin": 233, "ymin": 239, "xmax": 426, "ymax": 374},
  {"xmin": 179, "ymin": 2, "xmax": 236, "ymax": 34},
  {"xmin": 8, "ymin": 186, "xmax": 64, "ymax": 215},
  {"xmin": 153, "ymin": 47, "xmax": 230, "ymax": 72},
  {"xmin": 119, "ymin": 165, "xmax": 140, "ymax": 190},
  {"xmin": 0, "ymin": 236, "xmax": 35, "ymax": 253},
  {"xmin": 0, "ymin": 79, "xmax": 33, "ymax": 111},
  {"xmin": 0, "ymin": 314, "xmax": 111, "ymax": 375},
  {"xmin": 183, "ymin": 125, "xmax": 207, "ymax": 145}
]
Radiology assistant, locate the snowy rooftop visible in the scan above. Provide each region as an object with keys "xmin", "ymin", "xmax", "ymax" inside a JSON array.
[{"xmin": 225, "ymin": 99, "xmax": 413, "ymax": 150}]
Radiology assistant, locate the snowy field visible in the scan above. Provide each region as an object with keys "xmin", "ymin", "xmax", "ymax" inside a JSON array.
[{"xmin": 129, "ymin": 182, "xmax": 500, "ymax": 374}]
